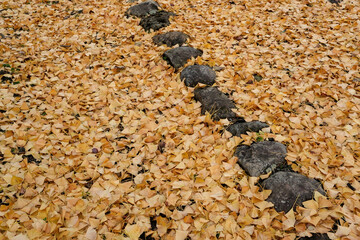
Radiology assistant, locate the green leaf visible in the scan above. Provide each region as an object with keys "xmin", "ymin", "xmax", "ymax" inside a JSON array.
[
  {"xmin": 256, "ymin": 136, "xmax": 264, "ymax": 142},
  {"xmin": 253, "ymin": 74, "xmax": 263, "ymax": 81}
]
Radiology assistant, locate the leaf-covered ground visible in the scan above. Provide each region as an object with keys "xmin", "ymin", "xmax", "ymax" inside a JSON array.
[{"xmin": 0, "ymin": 0, "xmax": 359, "ymax": 239}]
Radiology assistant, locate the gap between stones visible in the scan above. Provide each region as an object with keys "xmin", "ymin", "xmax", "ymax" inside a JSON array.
[{"xmin": 125, "ymin": 1, "xmax": 333, "ymax": 239}]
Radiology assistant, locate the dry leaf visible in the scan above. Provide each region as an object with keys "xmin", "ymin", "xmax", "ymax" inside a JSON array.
[
  {"xmin": 0, "ymin": 0, "xmax": 358, "ymax": 239},
  {"xmin": 283, "ymin": 209, "xmax": 296, "ymax": 230}
]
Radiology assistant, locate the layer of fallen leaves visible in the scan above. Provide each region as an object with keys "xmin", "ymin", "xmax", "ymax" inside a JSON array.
[{"xmin": 0, "ymin": 0, "xmax": 359, "ymax": 239}]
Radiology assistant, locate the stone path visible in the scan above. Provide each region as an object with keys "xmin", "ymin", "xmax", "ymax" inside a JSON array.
[{"xmin": 126, "ymin": 1, "xmax": 330, "ymax": 239}]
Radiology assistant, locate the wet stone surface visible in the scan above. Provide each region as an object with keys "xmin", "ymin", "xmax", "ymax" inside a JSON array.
[
  {"xmin": 194, "ymin": 87, "xmax": 237, "ymax": 120},
  {"xmin": 262, "ymin": 171, "xmax": 326, "ymax": 213},
  {"xmin": 153, "ymin": 31, "xmax": 189, "ymax": 47},
  {"xmin": 163, "ymin": 46, "xmax": 203, "ymax": 70},
  {"xmin": 180, "ymin": 65, "xmax": 216, "ymax": 87},
  {"xmin": 139, "ymin": 10, "xmax": 175, "ymax": 32},
  {"xmin": 234, "ymin": 141, "xmax": 287, "ymax": 177},
  {"xmin": 226, "ymin": 120, "xmax": 269, "ymax": 137},
  {"xmin": 125, "ymin": 0, "xmax": 160, "ymax": 18}
]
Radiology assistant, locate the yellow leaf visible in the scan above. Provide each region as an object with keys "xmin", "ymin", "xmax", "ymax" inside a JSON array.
[
  {"xmin": 309, "ymin": 215, "xmax": 322, "ymax": 226},
  {"xmin": 37, "ymin": 209, "xmax": 48, "ymax": 219},
  {"xmin": 157, "ymin": 216, "xmax": 170, "ymax": 236},
  {"xmin": 124, "ymin": 224, "xmax": 142, "ymax": 240},
  {"xmin": 254, "ymin": 200, "xmax": 273, "ymax": 211},
  {"xmin": 238, "ymin": 214, "xmax": 253, "ymax": 226},
  {"xmin": 283, "ymin": 209, "xmax": 296, "ymax": 230},
  {"xmin": 27, "ymin": 229, "xmax": 42, "ymax": 239},
  {"xmin": 318, "ymin": 197, "xmax": 333, "ymax": 209},
  {"xmin": 335, "ymin": 226, "xmax": 351, "ymax": 237},
  {"xmin": 0, "ymin": 205, "xmax": 9, "ymax": 211},
  {"xmin": 35, "ymin": 138, "xmax": 46, "ymax": 150},
  {"xmin": 302, "ymin": 199, "xmax": 318, "ymax": 210},
  {"xmin": 12, "ymin": 234, "xmax": 28, "ymax": 240},
  {"xmin": 13, "ymin": 198, "xmax": 31, "ymax": 209},
  {"xmin": 78, "ymin": 143, "xmax": 89, "ymax": 153},
  {"xmin": 203, "ymin": 43, "xmax": 212, "ymax": 49},
  {"xmin": 75, "ymin": 199, "xmax": 86, "ymax": 212},
  {"xmin": 274, "ymin": 135, "xmax": 288, "ymax": 142},
  {"xmin": 85, "ymin": 227, "xmax": 97, "ymax": 240},
  {"xmin": 175, "ymin": 230, "xmax": 188, "ymax": 240},
  {"xmin": 49, "ymin": 89, "xmax": 57, "ymax": 96},
  {"xmin": 3, "ymin": 148, "xmax": 14, "ymax": 158},
  {"xmin": 11, "ymin": 176, "xmax": 23, "ymax": 186},
  {"xmin": 20, "ymin": 102, "xmax": 29, "ymax": 110}
]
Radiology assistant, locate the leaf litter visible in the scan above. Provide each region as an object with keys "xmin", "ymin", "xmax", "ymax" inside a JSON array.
[{"xmin": 0, "ymin": 0, "xmax": 359, "ymax": 239}]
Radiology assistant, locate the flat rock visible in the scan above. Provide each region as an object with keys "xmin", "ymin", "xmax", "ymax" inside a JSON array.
[
  {"xmin": 262, "ymin": 171, "xmax": 326, "ymax": 213},
  {"xmin": 234, "ymin": 141, "xmax": 287, "ymax": 177},
  {"xmin": 328, "ymin": 0, "xmax": 342, "ymax": 5},
  {"xmin": 226, "ymin": 121, "xmax": 269, "ymax": 137},
  {"xmin": 180, "ymin": 65, "xmax": 216, "ymax": 87},
  {"xmin": 298, "ymin": 233, "xmax": 330, "ymax": 240},
  {"xmin": 126, "ymin": 0, "xmax": 160, "ymax": 18},
  {"xmin": 194, "ymin": 87, "xmax": 237, "ymax": 120},
  {"xmin": 153, "ymin": 31, "xmax": 189, "ymax": 47},
  {"xmin": 139, "ymin": 10, "xmax": 175, "ymax": 32},
  {"xmin": 163, "ymin": 46, "xmax": 203, "ymax": 70}
]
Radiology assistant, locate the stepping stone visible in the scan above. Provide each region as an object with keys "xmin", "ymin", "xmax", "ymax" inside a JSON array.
[
  {"xmin": 298, "ymin": 233, "xmax": 330, "ymax": 240},
  {"xmin": 163, "ymin": 46, "xmax": 203, "ymax": 70},
  {"xmin": 126, "ymin": 0, "xmax": 160, "ymax": 18},
  {"xmin": 153, "ymin": 31, "xmax": 189, "ymax": 47},
  {"xmin": 180, "ymin": 65, "xmax": 216, "ymax": 87},
  {"xmin": 262, "ymin": 171, "xmax": 325, "ymax": 213},
  {"xmin": 139, "ymin": 10, "xmax": 175, "ymax": 32},
  {"xmin": 328, "ymin": 0, "xmax": 342, "ymax": 5},
  {"xmin": 234, "ymin": 141, "xmax": 287, "ymax": 177},
  {"xmin": 194, "ymin": 87, "xmax": 237, "ymax": 120},
  {"xmin": 226, "ymin": 120, "xmax": 269, "ymax": 137}
]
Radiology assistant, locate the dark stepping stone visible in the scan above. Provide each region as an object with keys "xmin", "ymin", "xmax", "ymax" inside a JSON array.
[
  {"xmin": 194, "ymin": 87, "xmax": 237, "ymax": 121},
  {"xmin": 298, "ymin": 233, "xmax": 330, "ymax": 240},
  {"xmin": 125, "ymin": 0, "xmax": 160, "ymax": 18},
  {"xmin": 328, "ymin": 0, "xmax": 342, "ymax": 5},
  {"xmin": 139, "ymin": 10, "xmax": 175, "ymax": 32},
  {"xmin": 234, "ymin": 141, "xmax": 287, "ymax": 177},
  {"xmin": 163, "ymin": 46, "xmax": 203, "ymax": 70},
  {"xmin": 180, "ymin": 65, "xmax": 216, "ymax": 87},
  {"xmin": 226, "ymin": 121, "xmax": 269, "ymax": 137},
  {"xmin": 153, "ymin": 31, "xmax": 189, "ymax": 47},
  {"xmin": 262, "ymin": 171, "xmax": 325, "ymax": 213}
]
